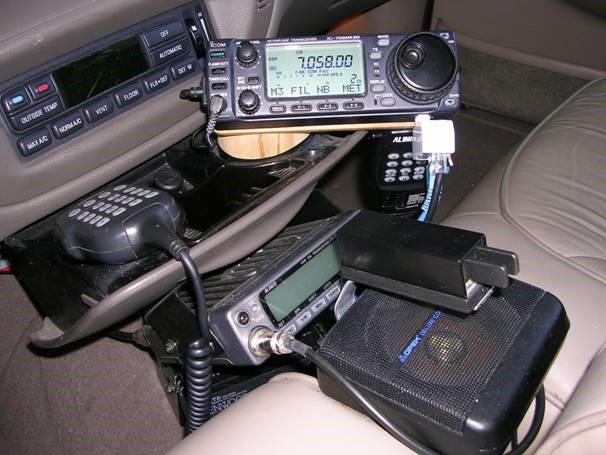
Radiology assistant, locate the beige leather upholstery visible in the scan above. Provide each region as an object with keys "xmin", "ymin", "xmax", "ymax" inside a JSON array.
[
  {"xmin": 168, "ymin": 373, "xmax": 412, "ymax": 455},
  {"xmin": 442, "ymin": 77, "xmax": 606, "ymax": 448},
  {"xmin": 538, "ymin": 344, "xmax": 606, "ymax": 454},
  {"xmin": 167, "ymin": 372, "xmax": 559, "ymax": 455}
]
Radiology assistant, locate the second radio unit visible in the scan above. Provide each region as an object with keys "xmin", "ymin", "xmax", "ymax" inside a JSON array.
[{"xmin": 205, "ymin": 31, "xmax": 460, "ymax": 132}]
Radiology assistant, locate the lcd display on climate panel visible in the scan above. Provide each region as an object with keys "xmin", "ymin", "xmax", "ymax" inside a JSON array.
[
  {"xmin": 53, "ymin": 37, "xmax": 149, "ymax": 108},
  {"xmin": 265, "ymin": 41, "xmax": 365, "ymax": 99}
]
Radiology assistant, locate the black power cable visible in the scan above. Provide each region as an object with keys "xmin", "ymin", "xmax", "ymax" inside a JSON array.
[
  {"xmin": 424, "ymin": 172, "xmax": 444, "ymax": 223},
  {"xmin": 179, "ymin": 251, "xmax": 211, "ymax": 340},
  {"xmin": 175, "ymin": 250, "xmax": 213, "ymax": 434},
  {"xmin": 422, "ymin": 0, "xmax": 435, "ymax": 31},
  {"xmin": 504, "ymin": 386, "xmax": 545, "ymax": 455}
]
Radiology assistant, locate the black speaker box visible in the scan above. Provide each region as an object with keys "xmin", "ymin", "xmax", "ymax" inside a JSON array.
[{"xmin": 317, "ymin": 281, "xmax": 568, "ymax": 454}]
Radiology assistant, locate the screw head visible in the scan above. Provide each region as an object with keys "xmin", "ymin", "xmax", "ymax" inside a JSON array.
[{"xmin": 165, "ymin": 340, "xmax": 178, "ymax": 354}]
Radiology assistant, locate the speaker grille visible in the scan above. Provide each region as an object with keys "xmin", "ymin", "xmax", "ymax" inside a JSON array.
[{"xmin": 318, "ymin": 281, "xmax": 544, "ymax": 432}]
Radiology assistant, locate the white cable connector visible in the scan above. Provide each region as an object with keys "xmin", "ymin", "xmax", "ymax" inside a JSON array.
[{"xmin": 412, "ymin": 114, "xmax": 455, "ymax": 175}]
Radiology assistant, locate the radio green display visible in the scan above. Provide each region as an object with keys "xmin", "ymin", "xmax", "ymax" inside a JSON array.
[
  {"xmin": 263, "ymin": 242, "xmax": 341, "ymax": 323},
  {"xmin": 265, "ymin": 42, "xmax": 365, "ymax": 99}
]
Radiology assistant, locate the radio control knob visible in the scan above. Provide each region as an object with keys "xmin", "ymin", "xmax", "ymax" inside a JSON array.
[
  {"xmin": 236, "ymin": 40, "xmax": 258, "ymax": 67},
  {"xmin": 387, "ymin": 32, "xmax": 457, "ymax": 104},
  {"xmin": 238, "ymin": 89, "xmax": 260, "ymax": 114}
]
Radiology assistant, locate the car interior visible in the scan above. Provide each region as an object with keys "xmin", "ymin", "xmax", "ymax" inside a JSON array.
[{"xmin": 1, "ymin": 0, "xmax": 605, "ymax": 454}]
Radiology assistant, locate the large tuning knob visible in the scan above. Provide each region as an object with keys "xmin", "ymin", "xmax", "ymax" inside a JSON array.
[
  {"xmin": 388, "ymin": 33, "xmax": 457, "ymax": 104},
  {"xmin": 238, "ymin": 89, "xmax": 260, "ymax": 114},
  {"xmin": 236, "ymin": 40, "xmax": 258, "ymax": 67}
]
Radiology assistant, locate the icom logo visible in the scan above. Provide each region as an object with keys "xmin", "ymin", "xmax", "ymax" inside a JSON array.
[{"xmin": 210, "ymin": 41, "xmax": 226, "ymax": 48}]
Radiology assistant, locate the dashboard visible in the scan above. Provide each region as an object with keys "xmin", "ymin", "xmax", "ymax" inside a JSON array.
[
  {"xmin": 0, "ymin": 3, "xmax": 209, "ymax": 159},
  {"xmin": 0, "ymin": 0, "xmax": 386, "ymax": 241}
]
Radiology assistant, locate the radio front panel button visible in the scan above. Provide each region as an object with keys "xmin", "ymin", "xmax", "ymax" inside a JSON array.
[
  {"xmin": 211, "ymin": 67, "xmax": 226, "ymax": 75},
  {"xmin": 380, "ymin": 96, "xmax": 396, "ymax": 107},
  {"xmin": 114, "ymin": 84, "xmax": 143, "ymax": 107},
  {"xmin": 211, "ymin": 82, "xmax": 227, "ymax": 90},
  {"xmin": 209, "ymin": 50, "xmax": 226, "ymax": 60},
  {"xmin": 291, "ymin": 104, "xmax": 312, "ymax": 113},
  {"xmin": 83, "ymin": 98, "xmax": 114, "ymax": 123},
  {"xmin": 52, "ymin": 112, "xmax": 84, "ymax": 139},
  {"xmin": 17, "ymin": 128, "xmax": 52, "ymax": 156},
  {"xmin": 369, "ymin": 51, "xmax": 383, "ymax": 60},
  {"xmin": 377, "ymin": 37, "xmax": 390, "ymax": 47},
  {"xmin": 27, "ymin": 76, "xmax": 56, "ymax": 100},
  {"xmin": 246, "ymin": 76, "xmax": 261, "ymax": 85},
  {"xmin": 343, "ymin": 101, "xmax": 364, "ymax": 110},
  {"xmin": 296, "ymin": 311, "xmax": 312, "ymax": 326},
  {"xmin": 326, "ymin": 285, "xmax": 341, "ymax": 301},
  {"xmin": 370, "ymin": 83, "xmax": 386, "ymax": 93},
  {"xmin": 269, "ymin": 104, "xmax": 286, "ymax": 114},
  {"xmin": 149, "ymin": 38, "xmax": 188, "ymax": 66},
  {"xmin": 9, "ymin": 96, "xmax": 62, "ymax": 131},
  {"xmin": 317, "ymin": 102, "xmax": 338, "ymax": 111},
  {"xmin": 143, "ymin": 72, "xmax": 170, "ymax": 93},
  {"xmin": 312, "ymin": 298, "xmax": 327, "ymax": 313},
  {"xmin": 170, "ymin": 58, "xmax": 196, "ymax": 80},
  {"xmin": 2, "ymin": 87, "xmax": 31, "ymax": 113},
  {"xmin": 142, "ymin": 22, "xmax": 185, "ymax": 48},
  {"xmin": 236, "ymin": 311, "xmax": 250, "ymax": 326}
]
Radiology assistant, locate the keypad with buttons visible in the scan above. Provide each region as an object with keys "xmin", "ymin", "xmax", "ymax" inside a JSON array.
[
  {"xmin": 368, "ymin": 131, "xmax": 429, "ymax": 215},
  {"xmin": 381, "ymin": 150, "xmax": 426, "ymax": 185},
  {"xmin": 70, "ymin": 185, "xmax": 161, "ymax": 229}
]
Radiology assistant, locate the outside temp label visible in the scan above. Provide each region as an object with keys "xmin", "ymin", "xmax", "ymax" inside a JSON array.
[{"xmin": 265, "ymin": 42, "xmax": 365, "ymax": 99}]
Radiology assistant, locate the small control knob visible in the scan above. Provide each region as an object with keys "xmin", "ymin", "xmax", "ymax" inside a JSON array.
[
  {"xmin": 153, "ymin": 167, "xmax": 183, "ymax": 194},
  {"xmin": 387, "ymin": 32, "xmax": 457, "ymax": 104},
  {"xmin": 236, "ymin": 40, "xmax": 258, "ymax": 67},
  {"xmin": 238, "ymin": 89, "xmax": 260, "ymax": 114}
]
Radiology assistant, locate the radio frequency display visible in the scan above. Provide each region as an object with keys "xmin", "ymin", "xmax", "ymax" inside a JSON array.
[{"xmin": 265, "ymin": 42, "xmax": 365, "ymax": 99}]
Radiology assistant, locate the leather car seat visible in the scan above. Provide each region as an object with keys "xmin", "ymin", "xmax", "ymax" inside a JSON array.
[
  {"xmin": 169, "ymin": 78, "xmax": 606, "ymax": 454},
  {"xmin": 442, "ymin": 77, "xmax": 606, "ymax": 450}
]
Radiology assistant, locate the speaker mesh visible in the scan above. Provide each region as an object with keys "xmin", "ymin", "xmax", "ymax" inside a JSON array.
[{"xmin": 318, "ymin": 280, "xmax": 544, "ymax": 433}]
